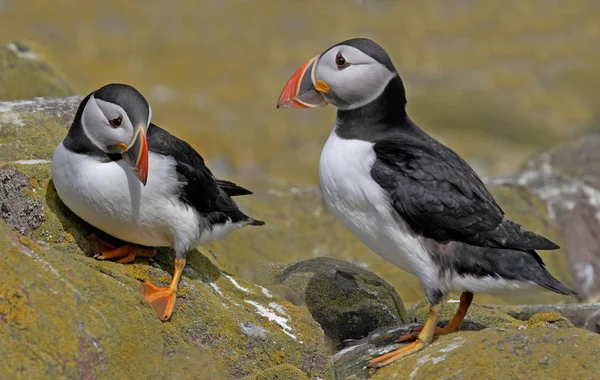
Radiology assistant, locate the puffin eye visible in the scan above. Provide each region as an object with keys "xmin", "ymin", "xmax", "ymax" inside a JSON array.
[
  {"xmin": 335, "ymin": 54, "xmax": 348, "ymax": 69},
  {"xmin": 109, "ymin": 116, "xmax": 122, "ymax": 128}
]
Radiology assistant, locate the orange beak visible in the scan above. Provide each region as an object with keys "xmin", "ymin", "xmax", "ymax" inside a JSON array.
[
  {"xmin": 119, "ymin": 126, "xmax": 149, "ymax": 185},
  {"xmin": 277, "ymin": 55, "xmax": 328, "ymax": 109}
]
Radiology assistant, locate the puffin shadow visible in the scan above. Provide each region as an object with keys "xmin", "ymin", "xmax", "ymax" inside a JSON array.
[
  {"xmin": 45, "ymin": 178, "xmax": 152, "ymax": 258},
  {"xmin": 45, "ymin": 179, "xmax": 221, "ymax": 284},
  {"xmin": 45, "ymin": 178, "xmax": 115, "ymax": 254}
]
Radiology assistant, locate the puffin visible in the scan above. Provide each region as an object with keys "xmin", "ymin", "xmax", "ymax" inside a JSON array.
[
  {"xmin": 52, "ymin": 83, "xmax": 264, "ymax": 321},
  {"xmin": 277, "ymin": 38, "xmax": 576, "ymax": 368}
]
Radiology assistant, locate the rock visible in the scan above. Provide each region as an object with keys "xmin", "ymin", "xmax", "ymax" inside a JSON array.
[
  {"xmin": 0, "ymin": 42, "xmax": 74, "ymax": 101},
  {"xmin": 484, "ymin": 302, "xmax": 600, "ymax": 333},
  {"xmin": 0, "ymin": 99, "xmax": 332, "ymax": 379},
  {"xmin": 265, "ymin": 257, "xmax": 409, "ymax": 346},
  {"xmin": 334, "ymin": 300, "xmax": 596, "ymax": 379},
  {"xmin": 407, "ymin": 296, "xmax": 523, "ymax": 331},
  {"xmin": 0, "ymin": 165, "xmax": 44, "ymax": 236},
  {"xmin": 487, "ymin": 135, "xmax": 600, "ymax": 300},
  {"xmin": 241, "ymin": 364, "xmax": 309, "ymax": 380},
  {"xmin": 371, "ymin": 328, "xmax": 600, "ymax": 379}
]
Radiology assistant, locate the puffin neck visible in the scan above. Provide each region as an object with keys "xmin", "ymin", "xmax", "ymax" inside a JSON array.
[{"xmin": 336, "ymin": 75, "xmax": 407, "ymax": 125}]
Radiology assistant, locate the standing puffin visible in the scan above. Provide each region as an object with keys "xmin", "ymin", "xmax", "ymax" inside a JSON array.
[
  {"xmin": 277, "ymin": 38, "xmax": 576, "ymax": 367},
  {"xmin": 52, "ymin": 83, "xmax": 264, "ymax": 321}
]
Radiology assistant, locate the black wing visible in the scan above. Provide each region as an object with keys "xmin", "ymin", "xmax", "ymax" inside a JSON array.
[
  {"xmin": 146, "ymin": 123, "xmax": 261, "ymax": 224},
  {"xmin": 371, "ymin": 135, "xmax": 558, "ymax": 251}
]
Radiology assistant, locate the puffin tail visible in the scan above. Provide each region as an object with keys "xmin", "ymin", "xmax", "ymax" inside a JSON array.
[
  {"xmin": 248, "ymin": 218, "xmax": 265, "ymax": 226},
  {"xmin": 216, "ymin": 179, "xmax": 253, "ymax": 197}
]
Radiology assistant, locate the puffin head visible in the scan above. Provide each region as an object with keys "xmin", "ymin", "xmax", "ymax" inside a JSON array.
[
  {"xmin": 277, "ymin": 38, "xmax": 400, "ymax": 111},
  {"xmin": 81, "ymin": 83, "xmax": 150, "ymax": 185}
]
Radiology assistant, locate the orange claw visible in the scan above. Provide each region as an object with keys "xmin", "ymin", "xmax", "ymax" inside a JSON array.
[{"xmin": 88, "ymin": 234, "xmax": 157, "ymax": 263}]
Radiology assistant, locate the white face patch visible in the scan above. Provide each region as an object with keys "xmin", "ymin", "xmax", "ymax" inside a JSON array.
[
  {"xmin": 315, "ymin": 45, "xmax": 396, "ymax": 110},
  {"xmin": 81, "ymin": 94, "xmax": 136, "ymax": 153}
]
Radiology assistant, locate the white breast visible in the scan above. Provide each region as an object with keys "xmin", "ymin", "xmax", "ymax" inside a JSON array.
[
  {"xmin": 319, "ymin": 126, "xmax": 437, "ymax": 285},
  {"xmin": 52, "ymin": 143, "xmax": 200, "ymax": 250}
]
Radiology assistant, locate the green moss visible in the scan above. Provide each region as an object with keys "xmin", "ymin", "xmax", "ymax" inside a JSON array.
[
  {"xmin": 242, "ymin": 364, "xmax": 309, "ymax": 380},
  {"xmin": 0, "ymin": 112, "xmax": 68, "ymax": 162},
  {"xmin": 0, "ymin": 42, "xmax": 73, "ymax": 101}
]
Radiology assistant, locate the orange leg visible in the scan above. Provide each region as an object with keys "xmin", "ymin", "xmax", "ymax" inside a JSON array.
[
  {"xmin": 87, "ymin": 234, "xmax": 157, "ymax": 264},
  {"xmin": 140, "ymin": 258, "xmax": 185, "ymax": 321},
  {"xmin": 396, "ymin": 292, "xmax": 473, "ymax": 343},
  {"xmin": 367, "ymin": 302, "xmax": 441, "ymax": 368}
]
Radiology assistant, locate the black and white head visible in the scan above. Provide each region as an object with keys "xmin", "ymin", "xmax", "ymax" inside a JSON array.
[
  {"xmin": 277, "ymin": 38, "xmax": 399, "ymax": 111},
  {"xmin": 81, "ymin": 83, "xmax": 150, "ymax": 184}
]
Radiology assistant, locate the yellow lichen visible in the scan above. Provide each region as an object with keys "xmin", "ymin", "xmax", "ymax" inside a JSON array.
[
  {"xmin": 527, "ymin": 312, "xmax": 573, "ymax": 329},
  {"xmin": 0, "ymin": 284, "xmax": 36, "ymax": 329},
  {"xmin": 18, "ymin": 235, "xmax": 46, "ymax": 255}
]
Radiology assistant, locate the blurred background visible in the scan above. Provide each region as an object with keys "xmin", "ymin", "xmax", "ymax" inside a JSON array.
[{"xmin": 1, "ymin": 0, "xmax": 599, "ymax": 302}]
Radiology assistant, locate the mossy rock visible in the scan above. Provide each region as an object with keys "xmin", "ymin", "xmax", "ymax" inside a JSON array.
[
  {"xmin": 266, "ymin": 257, "xmax": 409, "ymax": 347},
  {"xmin": 0, "ymin": 42, "xmax": 74, "ymax": 101},
  {"xmin": 371, "ymin": 328, "xmax": 600, "ymax": 379},
  {"xmin": 241, "ymin": 364, "xmax": 309, "ymax": 380},
  {"xmin": 0, "ymin": 100, "xmax": 332, "ymax": 379},
  {"xmin": 408, "ymin": 297, "xmax": 523, "ymax": 331},
  {"xmin": 335, "ymin": 301, "xmax": 594, "ymax": 379}
]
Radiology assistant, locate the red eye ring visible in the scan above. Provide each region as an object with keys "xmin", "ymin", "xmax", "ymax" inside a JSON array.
[
  {"xmin": 109, "ymin": 116, "xmax": 122, "ymax": 128},
  {"xmin": 335, "ymin": 54, "xmax": 348, "ymax": 68}
]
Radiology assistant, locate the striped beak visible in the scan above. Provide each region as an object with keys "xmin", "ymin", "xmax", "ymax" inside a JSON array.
[
  {"xmin": 276, "ymin": 55, "xmax": 328, "ymax": 108},
  {"xmin": 118, "ymin": 126, "xmax": 149, "ymax": 185}
]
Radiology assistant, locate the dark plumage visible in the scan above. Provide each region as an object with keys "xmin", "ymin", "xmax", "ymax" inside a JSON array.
[{"xmin": 145, "ymin": 123, "xmax": 263, "ymax": 226}]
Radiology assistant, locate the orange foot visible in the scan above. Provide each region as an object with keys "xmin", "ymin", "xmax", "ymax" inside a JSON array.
[
  {"xmin": 367, "ymin": 292, "xmax": 474, "ymax": 369},
  {"xmin": 87, "ymin": 234, "xmax": 157, "ymax": 264},
  {"xmin": 140, "ymin": 281, "xmax": 177, "ymax": 321},
  {"xmin": 140, "ymin": 257, "xmax": 186, "ymax": 321},
  {"xmin": 395, "ymin": 292, "xmax": 473, "ymax": 343}
]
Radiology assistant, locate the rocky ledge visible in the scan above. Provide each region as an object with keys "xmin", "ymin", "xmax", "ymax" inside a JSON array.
[{"xmin": 1, "ymin": 46, "xmax": 600, "ymax": 378}]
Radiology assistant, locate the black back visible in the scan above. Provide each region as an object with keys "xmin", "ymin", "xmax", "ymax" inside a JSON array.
[
  {"xmin": 145, "ymin": 124, "xmax": 259, "ymax": 224},
  {"xmin": 335, "ymin": 77, "xmax": 558, "ymax": 255}
]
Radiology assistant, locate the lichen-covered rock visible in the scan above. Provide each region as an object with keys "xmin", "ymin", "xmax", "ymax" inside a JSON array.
[
  {"xmin": 0, "ymin": 42, "xmax": 74, "ymax": 101},
  {"xmin": 488, "ymin": 302, "xmax": 600, "ymax": 333},
  {"xmin": 241, "ymin": 364, "xmax": 309, "ymax": 380},
  {"xmin": 371, "ymin": 328, "xmax": 600, "ymax": 379},
  {"xmin": 408, "ymin": 297, "xmax": 523, "ymax": 331},
  {"xmin": 0, "ymin": 99, "xmax": 332, "ymax": 379},
  {"xmin": 265, "ymin": 257, "xmax": 409, "ymax": 346},
  {"xmin": 334, "ymin": 300, "xmax": 596, "ymax": 379}
]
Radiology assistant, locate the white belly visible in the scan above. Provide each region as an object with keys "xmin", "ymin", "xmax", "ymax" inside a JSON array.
[
  {"xmin": 318, "ymin": 128, "xmax": 435, "ymax": 282},
  {"xmin": 52, "ymin": 143, "xmax": 200, "ymax": 249}
]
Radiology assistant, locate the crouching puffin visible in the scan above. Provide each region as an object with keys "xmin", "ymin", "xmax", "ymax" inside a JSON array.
[
  {"xmin": 52, "ymin": 83, "xmax": 264, "ymax": 321},
  {"xmin": 277, "ymin": 38, "xmax": 576, "ymax": 367}
]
